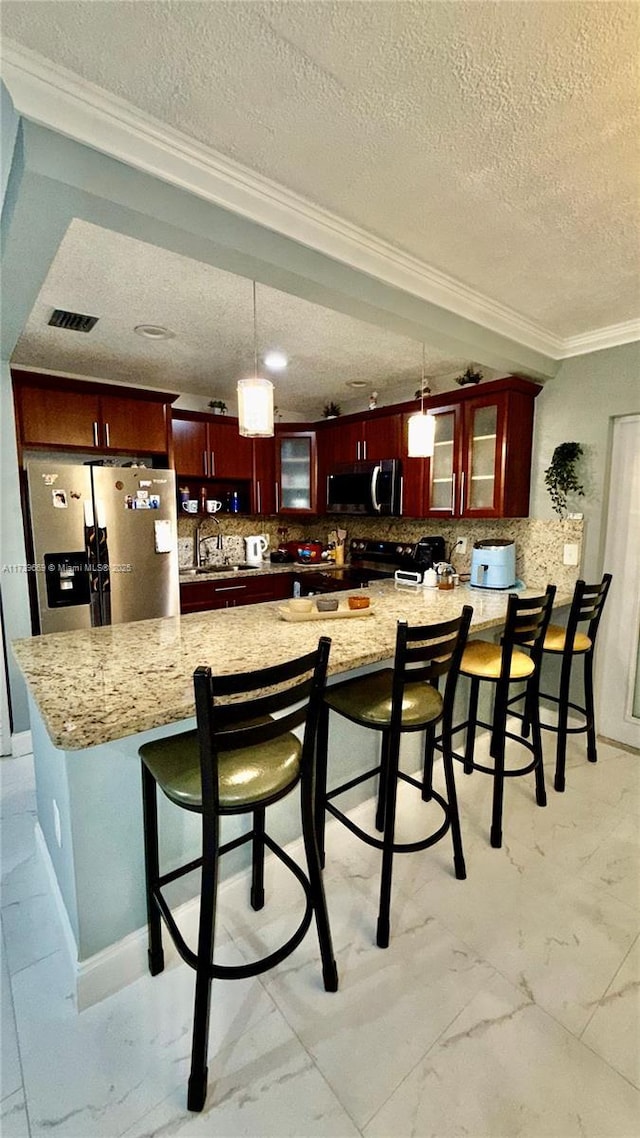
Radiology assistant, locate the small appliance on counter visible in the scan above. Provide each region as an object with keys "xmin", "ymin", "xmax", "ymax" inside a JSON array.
[
  {"xmin": 244, "ymin": 534, "xmax": 268, "ymax": 566},
  {"xmin": 470, "ymin": 539, "xmax": 516, "ymax": 589},
  {"xmin": 285, "ymin": 540, "xmax": 324, "ymax": 564},
  {"xmin": 270, "ymin": 549, "xmax": 294, "ymax": 564}
]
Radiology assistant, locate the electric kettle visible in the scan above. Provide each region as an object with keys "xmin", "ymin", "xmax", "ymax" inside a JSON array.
[{"xmin": 244, "ymin": 534, "xmax": 268, "ymax": 566}]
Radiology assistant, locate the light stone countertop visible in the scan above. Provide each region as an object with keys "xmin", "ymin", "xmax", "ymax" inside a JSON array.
[
  {"xmin": 179, "ymin": 561, "xmax": 334, "ymax": 583},
  {"xmin": 12, "ymin": 581, "xmax": 571, "ymax": 752}
]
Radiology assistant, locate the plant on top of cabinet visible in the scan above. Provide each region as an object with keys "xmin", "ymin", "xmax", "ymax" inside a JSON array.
[
  {"xmin": 544, "ymin": 442, "xmax": 585, "ymax": 517},
  {"xmin": 322, "ymin": 401, "xmax": 341, "ymax": 418},
  {"xmin": 455, "ymin": 364, "xmax": 484, "ymax": 387}
]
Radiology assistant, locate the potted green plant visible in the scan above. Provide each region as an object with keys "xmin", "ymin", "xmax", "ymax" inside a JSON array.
[
  {"xmin": 207, "ymin": 399, "xmax": 227, "ymax": 415},
  {"xmin": 455, "ymin": 365, "xmax": 483, "ymax": 387},
  {"xmin": 544, "ymin": 442, "xmax": 585, "ymax": 516},
  {"xmin": 323, "ymin": 401, "xmax": 341, "ymax": 418}
]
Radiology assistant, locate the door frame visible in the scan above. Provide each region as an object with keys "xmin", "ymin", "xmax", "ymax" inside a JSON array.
[{"xmin": 597, "ymin": 414, "xmax": 640, "ymax": 749}]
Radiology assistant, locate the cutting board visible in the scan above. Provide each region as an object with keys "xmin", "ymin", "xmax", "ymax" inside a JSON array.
[{"xmin": 277, "ymin": 602, "xmax": 375, "ymax": 622}]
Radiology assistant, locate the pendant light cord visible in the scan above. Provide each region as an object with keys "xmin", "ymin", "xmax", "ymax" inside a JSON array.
[
  {"xmin": 253, "ymin": 280, "xmax": 258, "ymax": 379},
  {"xmin": 421, "ymin": 343, "xmax": 425, "ymax": 413}
]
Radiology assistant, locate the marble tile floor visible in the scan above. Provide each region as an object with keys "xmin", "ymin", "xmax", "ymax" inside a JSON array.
[{"xmin": 1, "ymin": 731, "xmax": 638, "ymax": 1138}]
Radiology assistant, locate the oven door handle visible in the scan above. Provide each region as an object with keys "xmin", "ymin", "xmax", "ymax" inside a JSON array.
[{"xmin": 370, "ymin": 465, "xmax": 382, "ymax": 513}]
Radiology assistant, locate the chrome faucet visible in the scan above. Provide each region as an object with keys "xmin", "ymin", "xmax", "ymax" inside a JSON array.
[{"xmin": 195, "ymin": 518, "xmax": 222, "ymax": 568}]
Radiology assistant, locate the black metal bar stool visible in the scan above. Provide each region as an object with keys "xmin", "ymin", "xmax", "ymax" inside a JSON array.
[
  {"xmin": 450, "ymin": 587, "xmax": 556, "ymax": 849},
  {"xmin": 534, "ymin": 574, "xmax": 612, "ymax": 792},
  {"xmin": 315, "ymin": 608, "xmax": 472, "ymax": 949},
  {"xmin": 138, "ymin": 637, "xmax": 337, "ymax": 1113}
]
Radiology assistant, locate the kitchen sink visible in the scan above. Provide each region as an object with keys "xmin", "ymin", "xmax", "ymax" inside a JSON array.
[{"xmin": 185, "ymin": 564, "xmax": 259, "ymax": 575}]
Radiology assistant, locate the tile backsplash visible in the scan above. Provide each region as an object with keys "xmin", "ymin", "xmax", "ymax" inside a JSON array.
[{"xmin": 178, "ymin": 513, "xmax": 584, "ymax": 593}]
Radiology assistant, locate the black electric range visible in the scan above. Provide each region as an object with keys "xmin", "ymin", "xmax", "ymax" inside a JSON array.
[{"xmin": 294, "ymin": 536, "xmax": 445, "ymax": 595}]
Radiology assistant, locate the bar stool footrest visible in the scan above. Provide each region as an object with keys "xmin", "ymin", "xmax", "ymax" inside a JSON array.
[
  {"xmin": 326, "ymin": 788, "xmax": 450, "ymax": 854},
  {"xmin": 153, "ymin": 834, "xmax": 315, "ymax": 981}
]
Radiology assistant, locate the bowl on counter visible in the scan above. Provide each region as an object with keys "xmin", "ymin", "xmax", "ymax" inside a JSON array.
[
  {"xmin": 288, "ymin": 597, "xmax": 313, "ymax": 613},
  {"xmin": 348, "ymin": 595, "xmax": 370, "ymax": 610},
  {"xmin": 316, "ymin": 596, "xmax": 339, "ymax": 612}
]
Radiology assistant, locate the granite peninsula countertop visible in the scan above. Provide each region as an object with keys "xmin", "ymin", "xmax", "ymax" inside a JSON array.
[{"xmin": 12, "ymin": 581, "xmax": 571, "ymax": 752}]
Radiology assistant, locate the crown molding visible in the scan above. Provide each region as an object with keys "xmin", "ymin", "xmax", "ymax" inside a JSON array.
[
  {"xmin": 2, "ymin": 42, "xmax": 637, "ymax": 363},
  {"xmin": 556, "ymin": 320, "xmax": 640, "ymax": 358}
]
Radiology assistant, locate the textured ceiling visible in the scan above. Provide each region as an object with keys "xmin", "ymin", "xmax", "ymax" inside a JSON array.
[
  {"xmin": 2, "ymin": 1, "xmax": 639, "ymax": 410},
  {"xmin": 2, "ymin": 0, "xmax": 638, "ymax": 341},
  {"xmin": 12, "ymin": 220, "xmax": 475, "ymax": 417}
]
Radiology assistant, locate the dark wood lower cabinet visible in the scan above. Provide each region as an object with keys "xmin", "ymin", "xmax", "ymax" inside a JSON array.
[{"xmin": 180, "ymin": 572, "xmax": 293, "ymax": 613}]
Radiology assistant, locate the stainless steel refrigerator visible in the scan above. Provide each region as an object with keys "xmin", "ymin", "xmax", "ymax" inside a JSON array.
[{"xmin": 26, "ymin": 461, "xmax": 180, "ymax": 634}]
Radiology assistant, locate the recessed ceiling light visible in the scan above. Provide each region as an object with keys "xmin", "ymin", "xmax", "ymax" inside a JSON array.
[
  {"xmin": 134, "ymin": 324, "xmax": 175, "ymax": 340},
  {"xmin": 346, "ymin": 380, "xmax": 367, "ymax": 388},
  {"xmin": 263, "ymin": 350, "xmax": 288, "ymax": 371}
]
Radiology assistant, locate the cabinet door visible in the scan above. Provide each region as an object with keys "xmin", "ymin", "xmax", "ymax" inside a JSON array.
[
  {"xmin": 400, "ymin": 411, "xmax": 426, "ymax": 518},
  {"xmin": 252, "ymin": 437, "xmax": 276, "ymax": 514},
  {"xmin": 276, "ymin": 431, "xmax": 317, "ymax": 514},
  {"xmin": 207, "ymin": 418, "xmax": 253, "ymax": 480},
  {"xmin": 362, "ymin": 412, "xmax": 401, "ymax": 460},
  {"xmin": 19, "ymin": 385, "xmax": 101, "ymax": 449},
  {"xmin": 461, "ymin": 397, "xmax": 504, "ymax": 517},
  {"xmin": 328, "ymin": 419, "xmax": 363, "ymax": 464},
  {"xmin": 172, "ymin": 416, "xmax": 209, "ymax": 477},
  {"xmin": 100, "ymin": 393, "xmax": 167, "ymax": 453},
  {"xmin": 424, "ymin": 405, "xmax": 462, "ymax": 517}
]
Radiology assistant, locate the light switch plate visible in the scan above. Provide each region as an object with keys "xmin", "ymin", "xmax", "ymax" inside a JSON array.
[{"xmin": 563, "ymin": 543, "xmax": 579, "ymax": 566}]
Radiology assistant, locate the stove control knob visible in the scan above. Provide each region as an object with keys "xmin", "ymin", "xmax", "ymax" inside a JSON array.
[{"xmin": 396, "ymin": 545, "xmax": 403, "ymax": 554}]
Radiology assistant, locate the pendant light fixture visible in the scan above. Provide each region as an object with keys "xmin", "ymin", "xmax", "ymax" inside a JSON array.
[
  {"xmin": 237, "ymin": 281, "xmax": 274, "ymax": 438},
  {"xmin": 407, "ymin": 344, "xmax": 435, "ymax": 458}
]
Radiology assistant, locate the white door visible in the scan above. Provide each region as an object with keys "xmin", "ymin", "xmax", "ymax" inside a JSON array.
[{"xmin": 598, "ymin": 415, "xmax": 640, "ymax": 749}]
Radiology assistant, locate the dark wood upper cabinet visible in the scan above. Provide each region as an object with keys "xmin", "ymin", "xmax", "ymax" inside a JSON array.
[
  {"xmin": 401, "ymin": 378, "xmax": 541, "ymax": 519},
  {"xmin": 18, "ymin": 384, "xmax": 101, "ymax": 449},
  {"xmin": 12, "ymin": 370, "xmax": 175, "ymax": 458},
  {"xmin": 100, "ymin": 392, "xmax": 168, "ymax": 453},
  {"xmin": 320, "ymin": 409, "xmax": 402, "ymax": 467},
  {"xmin": 252, "ymin": 436, "xmax": 276, "ymax": 515},
  {"xmin": 171, "ymin": 415, "xmax": 209, "ymax": 477},
  {"xmin": 171, "ymin": 410, "xmax": 253, "ymax": 480}
]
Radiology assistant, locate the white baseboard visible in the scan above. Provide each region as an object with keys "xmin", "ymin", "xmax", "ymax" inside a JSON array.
[
  {"xmin": 11, "ymin": 729, "xmax": 33, "ymax": 758},
  {"xmin": 34, "ymin": 755, "xmax": 434, "ymax": 1011},
  {"xmin": 35, "ymin": 820, "xmax": 232, "ymax": 1010}
]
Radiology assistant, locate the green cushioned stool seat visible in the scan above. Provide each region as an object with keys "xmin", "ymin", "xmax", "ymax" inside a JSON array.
[
  {"xmin": 139, "ymin": 727, "xmax": 301, "ymax": 811},
  {"xmin": 325, "ymin": 669, "xmax": 444, "ymax": 729},
  {"xmin": 316, "ymin": 609, "xmax": 473, "ymax": 950},
  {"xmin": 138, "ymin": 638, "xmax": 338, "ymax": 1115}
]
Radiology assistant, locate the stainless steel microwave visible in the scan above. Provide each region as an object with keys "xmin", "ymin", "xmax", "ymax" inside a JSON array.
[{"xmin": 326, "ymin": 459, "xmax": 402, "ymax": 516}]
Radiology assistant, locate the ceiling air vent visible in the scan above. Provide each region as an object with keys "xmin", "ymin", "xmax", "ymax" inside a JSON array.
[{"xmin": 48, "ymin": 309, "xmax": 99, "ymax": 333}]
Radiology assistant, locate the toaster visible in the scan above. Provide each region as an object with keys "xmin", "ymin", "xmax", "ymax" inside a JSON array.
[{"xmin": 470, "ymin": 539, "xmax": 516, "ymax": 589}]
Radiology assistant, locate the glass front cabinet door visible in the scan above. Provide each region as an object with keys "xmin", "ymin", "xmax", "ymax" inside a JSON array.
[
  {"xmin": 424, "ymin": 388, "xmax": 531, "ymax": 518},
  {"xmin": 425, "ymin": 406, "xmax": 461, "ymax": 516},
  {"xmin": 462, "ymin": 397, "xmax": 503, "ymax": 516},
  {"xmin": 276, "ymin": 431, "xmax": 317, "ymax": 514}
]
